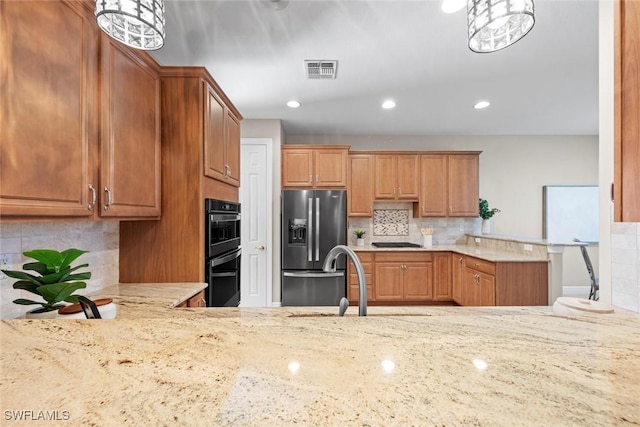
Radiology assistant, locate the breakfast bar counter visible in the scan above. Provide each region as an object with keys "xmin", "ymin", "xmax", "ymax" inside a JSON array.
[{"xmin": 1, "ymin": 283, "xmax": 639, "ymax": 426}]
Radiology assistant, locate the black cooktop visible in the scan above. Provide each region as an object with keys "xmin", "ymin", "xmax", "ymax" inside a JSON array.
[{"xmin": 371, "ymin": 242, "xmax": 421, "ymax": 248}]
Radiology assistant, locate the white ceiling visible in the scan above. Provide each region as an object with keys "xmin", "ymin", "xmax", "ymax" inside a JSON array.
[{"xmin": 150, "ymin": 0, "xmax": 599, "ymax": 136}]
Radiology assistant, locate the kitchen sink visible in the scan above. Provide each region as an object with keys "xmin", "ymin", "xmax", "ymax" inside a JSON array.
[{"xmin": 371, "ymin": 242, "xmax": 421, "ymax": 248}]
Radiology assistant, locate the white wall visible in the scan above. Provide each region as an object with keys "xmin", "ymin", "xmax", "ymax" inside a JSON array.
[
  {"xmin": 287, "ymin": 134, "xmax": 599, "ymax": 290},
  {"xmin": 241, "ymin": 119, "xmax": 283, "ymax": 304}
]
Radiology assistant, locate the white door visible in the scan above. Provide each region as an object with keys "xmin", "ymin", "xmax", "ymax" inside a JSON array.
[{"xmin": 240, "ymin": 139, "xmax": 273, "ymax": 307}]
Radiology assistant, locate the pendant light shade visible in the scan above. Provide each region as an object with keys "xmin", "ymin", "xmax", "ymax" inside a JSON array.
[
  {"xmin": 467, "ymin": 0, "xmax": 535, "ymax": 53},
  {"xmin": 95, "ymin": 0, "xmax": 165, "ymax": 51}
]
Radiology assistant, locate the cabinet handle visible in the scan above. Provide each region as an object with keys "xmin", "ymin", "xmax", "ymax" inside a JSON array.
[
  {"xmin": 459, "ymin": 257, "xmax": 463, "ymax": 265},
  {"xmin": 201, "ymin": 297, "xmax": 206, "ymax": 306},
  {"xmin": 104, "ymin": 186, "xmax": 112, "ymax": 211},
  {"xmin": 88, "ymin": 184, "xmax": 97, "ymax": 211},
  {"xmin": 227, "ymin": 165, "xmax": 231, "ymax": 177}
]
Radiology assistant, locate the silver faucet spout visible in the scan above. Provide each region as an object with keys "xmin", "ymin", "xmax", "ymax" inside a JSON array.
[{"xmin": 322, "ymin": 245, "xmax": 367, "ymax": 316}]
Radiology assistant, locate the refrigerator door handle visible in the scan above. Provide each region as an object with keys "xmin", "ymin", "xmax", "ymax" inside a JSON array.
[
  {"xmin": 283, "ymin": 271, "xmax": 345, "ymax": 278},
  {"xmin": 315, "ymin": 197, "xmax": 320, "ymax": 261},
  {"xmin": 308, "ymin": 197, "xmax": 313, "ymax": 262}
]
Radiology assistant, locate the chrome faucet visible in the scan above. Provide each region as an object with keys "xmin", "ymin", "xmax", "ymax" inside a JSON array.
[{"xmin": 322, "ymin": 245, "xmax": 367, "ymax": 316}]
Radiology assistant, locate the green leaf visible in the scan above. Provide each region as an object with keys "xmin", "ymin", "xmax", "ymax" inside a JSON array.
[
  {"xmin": 23, "ymin": 249, "xmax": 64, "ymax": 272},
  {"xmin": 59, "ymin": 249, "xmax": 89, "ymax": 270},
  {"xmin": 22, "ymin": 262, "xmax": 50, "ymax": 275},
  {"xmin": 12, "ymin": 280, "xmax": 42, "ymax": 295},
  {"xmin": 12, "ymin": 298, "xmax": 43, "ymax": 306},
  {"xmin": 37, "ymin": 282, "xmax": 86, "ymax": 304},
  {"xmin": 2, "ymin": 270, "xmax": 43, "ymax": 285}
]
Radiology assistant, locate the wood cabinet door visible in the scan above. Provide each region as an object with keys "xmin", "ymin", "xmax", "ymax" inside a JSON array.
[
  {"xmin": 462, "ymin": 267, "xmax": 480, "ymax": 305},
  {"xmin": 0, "ymin": 1, "xmax": 97, "ymax": 218},
  {"xmin": 448, "ymin": 154, "xmax": 479, "ymax": 216},
  {"xmin": 452, "ymin": 254, "xmax": 465, "ymax": 304},
  {"xmin": 478, "ymin": 272, "xmax": 496, "ymax": 305},
  {"xmin": 204, "ymin": 83, "xmax": 227, "ymax": 182},
  {"xmin": 403, "ymin": 262, "xmax": 433, "ymax": 301},
  {"xmin": 419, "ymin": 154, "xmax": 448, "ymax": 217},
  {"xmin": 100, "ymin": 36, "xmax": 161, "ymax": 218},
  {"xmin": 615, "ymin": 0, "xmax": 640, "ymax": 221},
  {"xmin": 282, "ymin": 149, "xmax": 314, "ymax": 187},
  {"xmin": 374, "ymin": 155, "xmax": 397, "ymax": 199},
  {"xmin": 315, "ymin": 149, "xmax": 347, "ymax": 187},
  {"xmin": 433, "ymin": 252, "xmax": 452, "ymax": 301},
  {"xmin": 348, "ymin": 154, "xmax": 374, "ymax": 217},
  {"xmin": 226, "ymin": 110, "xmax": 241, "ymax": 187},
  {"xmin": 374, "ymin": 263, "xmax": 403, "ymax": 301},
  {"xmin": 396, "ymin": 155, "xmax": 419, "ymax": 200},
  {"xmin": 188, "ymin": 290, "xmax": 207, "ymax": 307}
]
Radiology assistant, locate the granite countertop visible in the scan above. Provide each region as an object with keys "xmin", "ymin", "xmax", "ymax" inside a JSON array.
[
  {"xmin": 350, "ymin": 243, "xmax": 550, "ymax": 262},
  {"xmin": 2, "ymin": 284, "xmax": 639, "ymax": 425}
]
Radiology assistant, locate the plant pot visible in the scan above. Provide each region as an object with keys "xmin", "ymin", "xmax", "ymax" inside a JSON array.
[
  {"xmin": 58, "ymin": 298, "xmax": 117, "ymax": 319},
  {"xmin": 24, "ymin": 308, "xmax": 59, "ymax": 319},
  {"xmin": 356, "ymin": 238, "xmax": 365, "ymax": 246},
  {"xmin": 481, "ymin": 219, "xmax": 491, "ymax": 234}
]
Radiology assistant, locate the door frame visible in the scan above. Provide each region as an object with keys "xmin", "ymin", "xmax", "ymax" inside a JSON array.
[{"xmin": 240, "ymin": 138, "xmax": 274, "ymax": 306}]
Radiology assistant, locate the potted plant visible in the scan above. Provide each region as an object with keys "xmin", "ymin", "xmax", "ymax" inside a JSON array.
[
  {"xmin": 353, "ymin": 230, "xmax": 366, "ymax": 246},
  {"xmin": 479, "ymin": 198, "xmax": 500, "ymax": 234},
  {"xmin": 1, "ymin": 248, "xmax": 91, "ymax": 319}
]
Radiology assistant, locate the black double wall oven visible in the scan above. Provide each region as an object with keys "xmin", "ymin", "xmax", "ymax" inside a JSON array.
[{"xmin": 205, "ymin": 198, "xmax": 241, "ymax": 307}]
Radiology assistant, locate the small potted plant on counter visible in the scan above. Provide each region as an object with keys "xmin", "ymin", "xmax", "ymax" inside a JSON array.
[
  {"xmin": 1, "ymin": 248, "xmax": 91, "ymax": 319},
  {"xmin": 353, "ymin": 230, "xmax": 366, "ymax": 246},
  {"xmin": 479, "ymin": 198, "xmax": 500, "ymax": 234}
]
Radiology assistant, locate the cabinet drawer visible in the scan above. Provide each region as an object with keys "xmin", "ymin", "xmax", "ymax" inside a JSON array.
[
  {"xmin": 349, "ymin": 272, "xmax": 374, "ymax": 286},
  {"xmin": 375, "ymin": 252, "xmax": 432, "ymax": 262},
  {"xmin": 465, "ymin": 256, "xmax": 496, "ymax": 276},
  {"xmin": 354, "ymin": 251, "xmax": 374, "ymax": 262}
]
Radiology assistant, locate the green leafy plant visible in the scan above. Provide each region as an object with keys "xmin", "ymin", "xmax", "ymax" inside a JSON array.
[
  {"xmin": 479, "ymin": 198, "xmax": 501, "ymax": 220},
  {"xmin": 353, "ymin": 230, "xmax": 366, "ymax": 238},
  {"xmin": 1, "ymin": 248, "xmax": 91, "ymax": 313}
]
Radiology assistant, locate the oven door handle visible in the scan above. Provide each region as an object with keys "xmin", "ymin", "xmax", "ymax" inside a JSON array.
[
  {"xmin": 209, "ymin": 272, "xmax": 237, "ymax": 278},
  {"xmin": 210, "ymin": 214, "xmax": 241, "ymax": 222},
  {"xmin": 211, "ymin": 248, "xmax": 242, "ymax": 267},
  {"xmin": 283, "ymin": 271, "xmax": 345, "ymax": 278}
]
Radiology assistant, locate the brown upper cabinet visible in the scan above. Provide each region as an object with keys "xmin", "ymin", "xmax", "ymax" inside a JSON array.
[
  {"xmin": 417, "ymin": 153, "xmax": 480, "ymax": 217},
  {"xmin": 374, "ymin": 154, "xmax": 419, "ymax": 200},
  {"xmin": 347, "ymin": 154, "xmax": 375, "ymax": 217},
  {"xmin": 204, "ymin": 83, "xmax": 240, "ymax": 187},
  {"xmin": 282, "ymin": 145, "xmax": 349, "ymax": 188},
  {"xmin": 614, "ymin": 0, "xmax": 640, "ymax": 222},
  {"xmin": 99, "ymin": 34, "xmax": 161, "ymax": 218},
  {"xmin": 0, "ymin": 1, "xmax": 161, "ymax": 219}
]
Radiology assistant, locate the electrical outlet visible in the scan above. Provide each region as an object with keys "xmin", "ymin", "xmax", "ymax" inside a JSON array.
[
  {"xmin": 459, "ymin": 225, "xmax": 465, "ymax": 232},
  {"xmin": 523, "ymin": 244, "xmax": 533, "ymax": 252},
  {"xmin": 474, "ymin": 238, "xmax": 481, "ymax": 244},
  {"xmin": 0, "ymin": 254, "xmax": 9, "ymax": 279}
]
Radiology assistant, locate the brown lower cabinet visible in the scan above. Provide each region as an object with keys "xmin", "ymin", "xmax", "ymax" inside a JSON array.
[
  {"xmin": 453, "ymin": 255, "xmax": 548, "ymax": 306},
  {"xmin": 176, "ymin": 291, "xmax": 206, "ymax": 308},
  {"xmin": 350, "ymin": 251, "xmax": 548, "ymax": 306}
]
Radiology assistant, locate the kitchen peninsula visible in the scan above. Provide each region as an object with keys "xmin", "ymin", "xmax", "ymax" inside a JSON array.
[{"xmin": 1, "ymin": 283, "xmax": 639, "ymax": 426}]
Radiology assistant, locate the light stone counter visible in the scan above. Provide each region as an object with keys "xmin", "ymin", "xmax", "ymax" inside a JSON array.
[
  {"xmin": 1, "ymin": 283, "xmax": 640, "ymax": 426},
  {"xmin": 350, "ymin": 243, "xmax": 549, "ymax": 262}
]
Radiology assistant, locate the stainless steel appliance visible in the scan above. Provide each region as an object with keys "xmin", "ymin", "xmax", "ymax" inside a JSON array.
[
  {"xmin": 205, "ymin": 198, "xmax": 241, "ymax": 307},
  {"xmin": 281, "ymin": 190, "xmax": 347, "ymax": 306}
]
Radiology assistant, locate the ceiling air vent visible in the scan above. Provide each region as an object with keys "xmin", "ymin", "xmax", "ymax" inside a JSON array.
[{"xmin": 305, "ymin": 60, "xmax": 338, "ymax": 79}]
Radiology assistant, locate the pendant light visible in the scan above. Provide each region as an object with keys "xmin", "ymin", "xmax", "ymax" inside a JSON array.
[
  {"xmin": 95, "ymin": 0, "xmax": 165, "ymax": 51},
  {"xmin": 467, "ymin": 0, "xmax": 535, "ymax": 53}
]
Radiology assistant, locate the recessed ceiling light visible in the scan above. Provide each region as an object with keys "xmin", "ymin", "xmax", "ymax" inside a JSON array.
[
  {"xmin": 382, "ymin": 100, "xmax": 396, "ymax": 109},
  {"xmin": 474, "ymin": 101, "xmax": 491, "ymax": 109},
  {"xmin": 441, "ymin": 0, "xmax": 466, "ymax": 14},
  {"xmin": 287, "ymin": 100, "xmax": 301, "ymax": 108}
]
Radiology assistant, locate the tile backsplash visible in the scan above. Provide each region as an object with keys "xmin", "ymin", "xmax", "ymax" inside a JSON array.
[
  {"xmin": 0, "ymin": 221, "xmax": 119, "ymax": 319},
  {"xmin": 350, "ymin": 202, "xmax": 481, "ymax": 245},
  {"xmin": 373, "ymin": 209, "xmax": 409, "ymax": 236}
]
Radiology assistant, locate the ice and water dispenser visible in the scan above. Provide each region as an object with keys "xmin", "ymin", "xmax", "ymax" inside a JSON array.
[{"xmin": 288, "ymin": 219, "xmax": 307, "ymax": 244}]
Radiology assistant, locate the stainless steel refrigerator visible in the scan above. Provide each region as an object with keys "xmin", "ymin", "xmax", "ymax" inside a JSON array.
[{"xmin": 281, "ymin": 189, "xmax": 347, "ymax": 306}]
